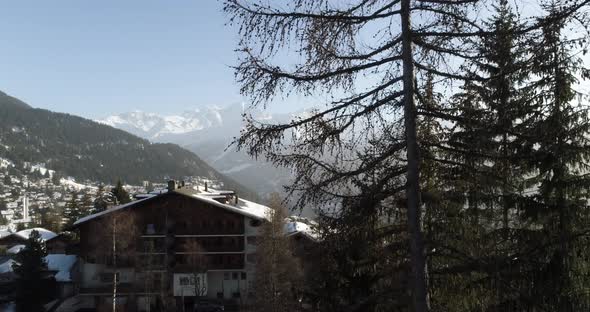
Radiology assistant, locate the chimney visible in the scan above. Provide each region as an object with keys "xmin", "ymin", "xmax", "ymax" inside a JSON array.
[
  {"xmin": 167, "ymin": 180, "xmax": 177, "ymax": 192},
  {"xmin": 204, "ymin": 182, "xmax": 208, "ymax": 192}
]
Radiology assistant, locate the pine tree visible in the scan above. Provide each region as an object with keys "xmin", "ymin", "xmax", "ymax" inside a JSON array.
[
  {"xmin": 521, "ymin": 3, "xmax": 590, "ymax": 308},
  {"xmin": 3, "ymin": 174, "xmax": 11, "ymax": 185},
  {"xmin": 80, "ymin": 192, "xmax": 93, "ymax": 216},
  {"xmin": 63, "ymin": 190, "xmax": 82, "ymax": 228},
  {"xmin": 93, "ymin": 184, "xmax": 108, "ymax": 213},
  {"xmin": 111, "ymin": 180, "xmax": 131, "ymax": 205},
  {"xmin": 254, "ymin": 194, "xmax": 303, "ymax": 312},
  {"xmin": 12, "ymin": 230, "xmax": 50, "ymax": 312}
]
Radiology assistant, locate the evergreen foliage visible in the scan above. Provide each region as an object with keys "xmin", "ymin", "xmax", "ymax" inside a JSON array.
[
  {"xmin": 12, "ymin": 230, "xmax": 51, "ymax": 312},
  {"xmin": 110, "ymin": 180, "xmax": 131, "ymax": 205},
  {"xmin": 63, "ymin": 190, "xmax": 83, "ymax": 228}
]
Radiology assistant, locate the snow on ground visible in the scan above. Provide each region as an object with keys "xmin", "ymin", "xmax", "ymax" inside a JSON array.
[
  {"xmin": 30, "ymin": 163, "xmax": 55, "ymax": 177},
  {"xmin": 59, "ymin": 177, "xmax": 97, "ymax": 191},
  {"xmin": 45, "ymin": 254, "xmax": 76, "ymax": 282},
  {"xmin": 0, "ymin": 157, "xmax": 13, "ymax": 168}
]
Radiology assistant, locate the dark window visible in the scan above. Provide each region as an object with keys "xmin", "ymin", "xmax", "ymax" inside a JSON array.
[
  {"xmin": 246, "ymin": 253, "xmax": 256, "ymax": 264},
  {"xmin": 224, "ymin": 272, "xmax": 230, "ymax": 280},
  {"xmin": 232, "ymin": 272, "xmax": 238, "ymax": 280},
  {"xmin": 241, "ymin": 272, "xmax": 247, "ymax": 280}
]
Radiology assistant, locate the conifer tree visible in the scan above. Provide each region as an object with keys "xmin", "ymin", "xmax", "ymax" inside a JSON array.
[
  {"xmin": 63, "ymin": 190, "xmax": 82, "ymax": 228},
  {"xmin": 520, "ymin": 2, "xmax": 590, "ymax": 308},
  {"xmin": 80, "ymin": 192, "xmax": 93, "ymax": 215},
  {"xmin": 12, "ymin": 230, "xmax": 50, "ymax": 312},
  {"xmin": 111, "ymin": 180, "xmax": 131, "ymax": 205},
  {"xmin": 93, "ymin": 184, "xmax": 109, "ymax": 213}
]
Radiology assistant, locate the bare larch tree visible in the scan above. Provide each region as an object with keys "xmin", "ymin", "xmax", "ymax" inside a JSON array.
[{"xmin": 224, "ymin": 0, "xmax": 590, "ymax": 311}]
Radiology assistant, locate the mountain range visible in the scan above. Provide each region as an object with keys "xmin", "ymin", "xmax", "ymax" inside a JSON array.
[
  {"xmin": 0, "ymin": 90, "xmax": 255, "ymax": 198},
  {"xmin": 97, "ymin": 104, "xmax": 295, "ymax": 197}
]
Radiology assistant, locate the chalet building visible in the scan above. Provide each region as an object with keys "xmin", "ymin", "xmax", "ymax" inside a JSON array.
[{"xmin": 68, "ymin": 181, "xmax": 271, "ymax": 311}]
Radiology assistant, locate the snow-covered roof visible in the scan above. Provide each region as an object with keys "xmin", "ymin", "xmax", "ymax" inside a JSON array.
[
  {"xmin": 188, "ymin": 192, "xmax": 270, "ymax": 221},
  {"xmin": 14, "ymin": 228, "xmax": 57, "ymax": 242},
  {"xmin": 45, "ymin": 254, "xmax": 76, "ymax": 282},
  {"xmin": 6, "ymin": 244, "xmax": 25, "ymax": 255},
  {"xmin": 73, "ymin": 197, "xmax": 152, "ymax": 226},
  {"xmin": 0, "ymin": 230, "xmax": 11, "ymax": 239},
  {"xmin": 72, "ymin": 188, "xmax": 271, "ymax": 227},
  {"xmin": 0, "ymin": 259, "xmax": 17, "ymax": 274},
  {"xmin": 285, "ymin": 220, "xmax": 319, "ymax": 240}
]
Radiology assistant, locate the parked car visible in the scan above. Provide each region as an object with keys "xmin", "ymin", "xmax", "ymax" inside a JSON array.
[{"xmin": 194, "ymin": 300, "xmax": 224, "ymax": 312}]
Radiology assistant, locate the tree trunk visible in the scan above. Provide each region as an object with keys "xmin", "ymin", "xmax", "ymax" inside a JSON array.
[
  {"xmin": 112, "ymin": 218, "xmax": 117, "ymax": 312},
  {"xmin": 401, "ymin": 0, "xmax": 429, "ymax": 311}
]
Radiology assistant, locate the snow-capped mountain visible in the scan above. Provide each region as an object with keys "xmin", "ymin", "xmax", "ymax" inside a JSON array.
[
  {"xmin": 98, "ymin": 104, "xmax": 244, "ymax": 145},
  {"xmin": 97, "ymin": 104, "xmax": 298, "ymax": 202}
]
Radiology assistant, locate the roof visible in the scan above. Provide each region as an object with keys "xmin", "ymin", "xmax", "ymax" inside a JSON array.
[
  {"xmin": 6, "ymin": 245, "xmax": 25, "ymax": 255},
  {"xmin": 0, "ymin": 259, "xmax": 17, "ymax": 274},
  {"xmin": 285, "ymin": 220, "xmax": 319, "ymax": 241},
  {"xmin": 72, "ymin": 187, "xmax": 271, "ymax": 227},
  {"xmin": 14, "ymin": 228, "xmax": 57, "ymax": 242},
  {"xmin": 0, "ymin": 230, "xmax": 11, "ymax": 239},
  {"xmin": 45, "ymin": 254, "xmax": 76, "ymax": 282},
  {"xmin": 0, "ymin": 254, "xmax": 76, "ymax": 282}
]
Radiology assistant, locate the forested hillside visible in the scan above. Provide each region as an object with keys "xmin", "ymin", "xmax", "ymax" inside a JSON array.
[{"xmin": 0, "ymin": 91, "xmax": 252, "ymax": 195}]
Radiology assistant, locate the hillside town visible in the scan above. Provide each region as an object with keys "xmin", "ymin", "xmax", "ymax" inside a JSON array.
[{"xmin": 0, "ymin": 169, "xmax": 317, "ymax": 311}]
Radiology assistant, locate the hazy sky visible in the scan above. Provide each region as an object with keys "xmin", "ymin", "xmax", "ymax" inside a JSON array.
[{"xmin": 0, "ymin": 1, "xmax": 266, "ymax": 119}]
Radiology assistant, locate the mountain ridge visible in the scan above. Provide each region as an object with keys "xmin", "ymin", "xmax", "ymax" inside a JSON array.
[
  {"xmin": 0, "ymin": 90, "xmax": 256, "ymax": 198},
  {"xmin": 98, "ymin": 105, "xmax": 296, "ymax": 197}
]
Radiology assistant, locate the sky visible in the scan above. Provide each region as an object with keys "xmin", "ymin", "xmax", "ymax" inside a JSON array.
[
  {"xmin": 0, "ymin": 1, "xmax": 301, "ymax": 119},
  {"xmin": 0, "ymin": 1, "xmax": 588, "ymax": 120}
]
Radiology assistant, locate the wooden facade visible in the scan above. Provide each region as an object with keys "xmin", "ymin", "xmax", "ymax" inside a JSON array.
[{"xmin": 73, "ymin": 189, "xmax": 263, "ymax": 310}]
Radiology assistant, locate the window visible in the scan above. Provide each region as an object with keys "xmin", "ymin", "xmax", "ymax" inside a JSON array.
[
  {"xmin": 100, "ymin": 272, "xmax": 119, "ymax": 283},
  {"xmin": 146, "ymin": 224, "xmax": 156, "ymax": 234},
  {"xmin": 241, "ymin": 272, "xmax": 247, "ymax": 280},
  {"xmin": 246, "ymin": 253, "xmax": 256, "ymax": 264},
  {"xmin": 224, "ymin": 272, "xmax": 230, "ymax": 280},
  {"xmin": 232, "ymin": 272, "xmax": 238, "ymax": 280},
  {"xmin": 179, "ymin": 276, "xmax": 191, "ymax": 286},
  {"xmin": 246, "ymin": 236, "xmax": 257, "ymax": 245}
]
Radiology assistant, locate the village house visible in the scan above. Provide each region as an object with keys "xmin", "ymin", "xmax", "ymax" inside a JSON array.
[{"xmin": 66, "ymin": 181, "xmax": 273, "ymax": 311}]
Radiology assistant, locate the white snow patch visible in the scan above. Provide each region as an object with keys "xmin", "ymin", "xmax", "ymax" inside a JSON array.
[{"xmin": 6, "ymin": 245, "xmax": 25, "ymax": 255}]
